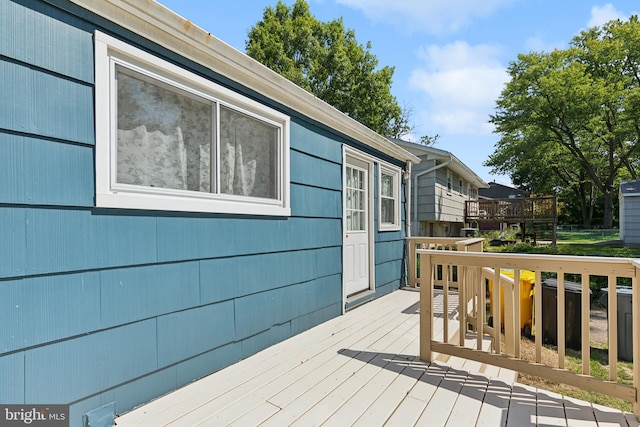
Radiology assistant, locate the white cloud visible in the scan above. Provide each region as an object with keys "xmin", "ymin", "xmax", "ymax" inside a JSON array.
[
  {"xmin": 523, "ymin": 36, "xmax": 566, "ymax": 53},
  {"xmin": 587, "ymin": 4, "xmax": 627, "ymax": 28},
  {"xmin": 409, "ymin": 41, "xmax": 508, "ymax": 135},
  {"xmin": 335, "ymin": 0, "xmax": 512, "ymax": 34}
]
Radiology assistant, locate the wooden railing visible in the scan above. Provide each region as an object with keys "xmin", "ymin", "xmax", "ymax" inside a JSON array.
[
  {"xmin": 465, "ymin": 196, "xmax": 556, "ymax": 222},
  {"xmin": 415, "ymin": 242, "xmax": 640, "ymax": 418},
  {"xmin": 407, "ymin": 237, "xmax": 484, "ymax": 289}
]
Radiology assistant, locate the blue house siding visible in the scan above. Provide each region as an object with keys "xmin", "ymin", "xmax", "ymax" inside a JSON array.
[
  {"xmin": 0, "ymin": 352, "xmax": 24, "ymax": 404},
  {"xmin": 0, "ymin": 134, "xmax": 94, "ymax": 206},
  {"xmin": 0, "ymin": 1, "xmax": 410, "ymax": 425}
]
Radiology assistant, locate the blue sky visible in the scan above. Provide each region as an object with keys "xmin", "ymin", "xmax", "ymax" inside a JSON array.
[{"xmin": 156, "ymin": 0, "xmax": 638, "ymax": 184}]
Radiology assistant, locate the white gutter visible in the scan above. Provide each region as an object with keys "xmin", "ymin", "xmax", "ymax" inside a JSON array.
[{"xmin": 413, "ymin": 157, "xmax": 452, "ymax": 234}]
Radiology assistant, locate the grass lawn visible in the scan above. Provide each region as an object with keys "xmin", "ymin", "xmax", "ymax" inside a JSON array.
[
  {"xmin": 495, "ymin": 242, "xmax": 640, "ymax": 257},
  {"xmin": 519, "ymin": 338, "xmax": 634, "ymax": 413},
  {"xmin": 485, "ymin": 229, "xmax": 640, "ymax": 257},
  {"xmin": 555, "ymin": 229, "xmax": 620, "ymax": 242}
]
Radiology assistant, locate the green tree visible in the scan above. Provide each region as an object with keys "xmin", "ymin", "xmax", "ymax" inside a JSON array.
[
  {"xmin": 485, "ymin": 127, "xmax": 599, "ymax": 226},
  {"xmin": 246, "ymin": 0, "xmax": 405, "ymax": 136},
  {"xmin": 488, "ymin": 16, "xmax": 640, "ymax": 228}
]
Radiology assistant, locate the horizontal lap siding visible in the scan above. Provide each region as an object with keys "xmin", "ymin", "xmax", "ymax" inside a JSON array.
[
  {"xmin": 1, "ymin": 0, "xmax": 95, "ymax": 84},
  {"xmin": 0, "ymin": 353, "xmax": 24, "ymax": 404},
  {"xmin": 0, "ymin": 133, "xmax": 94, "ymax": 206},
  {"xmin": 0, "ymin": 1, "xmax": 403, "ymax": 424},
  {"xmin": 0, "ymin": 272, "xmax": 101, "ymax": 354},
  {"xmin": 25, "ymin": 319, "xmax": 158, "ymax": 403},
  {"xmin": 0, "ymin": 60, "xmax": 94, "ymax": 143}
]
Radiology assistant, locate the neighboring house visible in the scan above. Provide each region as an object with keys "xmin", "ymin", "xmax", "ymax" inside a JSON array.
[
  {"xmin": 0, "ymin": 1, "xmax": 419, "ymax": 425},
  {"xmin": 390, "ymin": 139, "xmax": 488, "ymax": 237},
  {"xmin": 620, "ymin": 180, "xmax": 640, "ymax": 245},
  {"xmin": 479, "ymin": 181, "xmax": 530, "ymax": 200}
]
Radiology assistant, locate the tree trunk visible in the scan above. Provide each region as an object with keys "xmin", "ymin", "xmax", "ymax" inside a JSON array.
[
  {"xmin": 602, "ymin": 187, "xmax": 614, "ymax": 229},
  {"xmin": 577, "ymin": 180, "xmax": 593, "ymax": 227}
]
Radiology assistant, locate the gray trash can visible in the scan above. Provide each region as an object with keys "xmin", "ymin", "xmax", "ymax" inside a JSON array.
[
  {"xmin": 541, "ymin": 279, "xmax": 586, "ymax": 350},
  {"xmin": 598, "ymin": 286, "xmax": 633, "ymax": 362}
]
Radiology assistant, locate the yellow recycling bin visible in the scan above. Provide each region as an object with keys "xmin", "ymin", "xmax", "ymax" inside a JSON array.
[{"xmin": 487, "ymin": 269, "xmax": 535, "ymax": 336}]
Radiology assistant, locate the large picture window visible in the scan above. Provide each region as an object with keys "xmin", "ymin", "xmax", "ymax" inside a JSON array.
[
  {"xmin": 95, "ymin": 31, "xmax": 290, "ymax": 216},
  {"xmin": 378, "ymin": 164, "xmax": 401, "ymax": 231}
]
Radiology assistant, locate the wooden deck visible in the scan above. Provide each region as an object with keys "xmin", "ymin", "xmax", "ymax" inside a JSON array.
[{"xmin": 116, "ymin": 289, "xmax": 639, "ymax": 426}]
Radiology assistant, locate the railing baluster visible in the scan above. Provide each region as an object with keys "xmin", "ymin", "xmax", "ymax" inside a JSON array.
[
  {"xmin": 477, "ymin": 265, "xmax": 485, "ymax": 351},
  {"xmin": 535, "ymin": 270, "xmax": 542, "ymax": 363},
  {"xmin": 512, "ymin": 269, "xmax": 521, "ymax": 358},
  {"xmin": 444, "ymin": 264, "xmax": 449, "ymax": 343},
  {"xmin": 493, "ymin": 266, "xmax": 501, "ymax": 354},
  {"xmin": 581, "ymin": 273, "xmax": 590, "ymax": 376},
  {"xmin": 608, "ymin": 274, "xmax": 617, "ymax": 382},
  {"xmin": 459, "ymin": 265, "xmax": 466, "ymax": 347},
  {"xmin": 557, "ymin": 274, "xmax": 566, "ymax": 370}
]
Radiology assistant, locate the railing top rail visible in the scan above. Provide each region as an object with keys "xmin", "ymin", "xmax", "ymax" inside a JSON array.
[
  {"xmin": 406, "ymin": 237, "xmax": 463, "ymax": 242},
  {"xmin": 417, "ymin": 249, "xmax": 637, "ymax": 276},
  {"xmin": 481, "ymin": 266, "xmax": 516, "ymax": 285},
  {"xmin": 417, "ymin": 248, "xmax": 634, "ymax": 264},
  {"xmin": 455, "ymin": 237, "xmax": 485, "ymax": 246}
]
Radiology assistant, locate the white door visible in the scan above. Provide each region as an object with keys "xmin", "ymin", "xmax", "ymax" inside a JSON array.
[{"xmin": 344, "ymin": 159, "xmax": 370, "ymax": 296}]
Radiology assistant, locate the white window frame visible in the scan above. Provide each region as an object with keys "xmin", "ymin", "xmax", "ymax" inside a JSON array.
[
  {"xmin": 94, "ymin": 31, "xmax": 290, "ymax": 216},
  {"xmin": 378, "ymin": 162, "xmax": 401, "ymax": 231}
]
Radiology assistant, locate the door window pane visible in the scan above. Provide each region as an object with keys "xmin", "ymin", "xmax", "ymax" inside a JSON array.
[{"xmin": 346, "ymin": 166, "xmax": 366, "ymax": 231}]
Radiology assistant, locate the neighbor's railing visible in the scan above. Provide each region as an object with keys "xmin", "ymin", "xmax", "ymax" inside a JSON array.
[
  {"xmin": 417, "ymin": 245, "xmax": 640, "ymax": 418},
  {"xmin": 465, "ymin": 196, "xmax": 556, "ymax": 222}
]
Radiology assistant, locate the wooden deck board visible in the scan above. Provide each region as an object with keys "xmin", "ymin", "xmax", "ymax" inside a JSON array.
[
  {"xmin": 445, "ymin": 372, "xmax": 490, "ymax": 426},
  {"xmin": 415, "ymin": 366, "xmax": 468, "ymax": 426},
  {"xmin": 355, "ymin": 359, "xmax": 443, "ymax": 426},
  {"xmin": 116, "ymin": 288, "xmax": 638, "ymax": 427},
  {"xmin": 536, "ymin": 388, "xmax": 569, "ymax": 426},
  {"xmin": 475, "ymin": 379, "xmax": 511, "ymax": 427},
  {"xmin": 592, "ymin": 402, "xmax": 635, "ymax": 427},
  {"xmin": 505, "ymin": 384, "xmax": 538, "ymax": 427},
  {"xmin": 563, "ymin": 395, "xmax": 598, "ymax": 426}
]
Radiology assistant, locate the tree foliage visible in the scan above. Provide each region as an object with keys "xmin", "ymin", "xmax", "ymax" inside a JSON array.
[
  {"xmin": 487, "ymin": 16, "xmax": 640, "ymax": 227},
  {"xmin": 246, "ymin": 0, "xmax": 407, "ymax": 137}
]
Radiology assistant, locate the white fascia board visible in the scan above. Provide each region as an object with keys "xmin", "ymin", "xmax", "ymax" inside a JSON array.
[{"xmin": 66, "ymin": 0, "xmax": 420, "ymax": 165}]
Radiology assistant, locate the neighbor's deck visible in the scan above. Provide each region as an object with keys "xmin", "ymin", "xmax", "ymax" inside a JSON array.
[{"xmin": 116, "ymin": 289, "xmax": 638, "ymax": 426}]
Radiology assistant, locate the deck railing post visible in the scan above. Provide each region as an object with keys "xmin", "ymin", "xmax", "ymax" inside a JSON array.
[
  {"xmin": 408, "ymin": 238, "xmax": 417, "ymax": 288},
  {"xmin": 419, "ymin": 251, "xmax": 434, "ymax": 362}
]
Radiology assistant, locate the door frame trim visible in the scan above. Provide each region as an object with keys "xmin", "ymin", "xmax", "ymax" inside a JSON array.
[{"xmin": 342, "ymin": 146, "xmax": 376, "ymax": 314}]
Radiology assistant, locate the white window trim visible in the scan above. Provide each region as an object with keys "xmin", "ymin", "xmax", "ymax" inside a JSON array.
[
  {"xmin": 94, "ymin": 31, "xmax": 290, "ymax": 216},
  {"xmin": 378, "ymin": 162, "xmax": 402, "ymax": 231}
]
